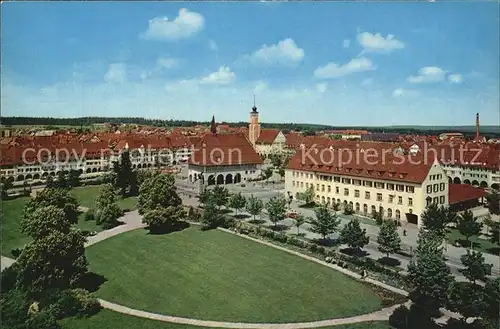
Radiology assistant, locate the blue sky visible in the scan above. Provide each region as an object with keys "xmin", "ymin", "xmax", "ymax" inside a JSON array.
[{"xmin": 2, "ymin": 1, "xmax": 499, "ymax": 126}]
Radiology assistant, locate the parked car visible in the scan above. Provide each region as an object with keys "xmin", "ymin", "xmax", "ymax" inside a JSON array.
[{"xmin": 287, "ymin": 211, "xmax": 298, "ymax": 219}]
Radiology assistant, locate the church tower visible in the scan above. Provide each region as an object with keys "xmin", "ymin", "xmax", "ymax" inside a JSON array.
[
  {"xmin": 248, "ymin": 96, "xmax": 261, "ymax": 145},
  {"xmin": 210, "ymin": 114, "xmax": 217, "ymax": 135}
]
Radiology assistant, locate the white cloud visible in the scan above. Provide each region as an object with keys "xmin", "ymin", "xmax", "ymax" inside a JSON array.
[
  {"xmin": 245, "ymin": 38, "xmax": 304, "ymax": 67},
  {"xmin": 316, "ymin": 83, "xmax": 327, "ymax": 93},
  {"xmin": 104, "ymin": 63, "xmax": 127, "ymax": 84},
  {"xmin": 209, "ymin": 40, "xmax": 218, "ymax": 51},
  {"xmin": 392, "ymin": 88, "xmax": 418, "ymax": 98},
  {"xmin": 314, "ymin": 57, "xmax": 376, "ymax": 79},
  {"xmin": 357, "ymin": 32, "xmax": 404, "ymax": 54},
  {"xmin": 342, "ymin": 39, "xmax": 351, "ymax": 48},
  {"xmin": 407, "ymin": 66, "xmax": 446, "ymax": 84},
  {"xmin": 448, "ymin": 74, "xmax": 464, "ymax": 84},
  {"xmin": 140, "ymin": 9, "xmax": 204, "ymax": 41},
  {"xmin": 199, "ymin": 66, "xmax": 236, "ymax": 85},
  {"xmin": 156, "ymin": 57, "xmax": 179, "ymax": 69}
]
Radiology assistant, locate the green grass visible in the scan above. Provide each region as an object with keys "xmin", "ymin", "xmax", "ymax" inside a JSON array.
[
  {"xmin": 70, "ymin": 186, "xmax": 137, "ymax": 210},
  {"xmin": 447, "ymin": 228, "xmax": 499, "ymax": 255},
  {"xmin": 61, "ymin": 309, "xmax": 392, "ymax": 329},
  {"xmin": 86, "ymin": 227, "xmax": 383, "ymax": 323}
]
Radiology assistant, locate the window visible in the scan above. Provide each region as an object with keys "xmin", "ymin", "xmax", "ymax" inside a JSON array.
[
  {"xmin": 427, "ymin": 185, "xmax": 432, "ymax": 194},
  {"xmin": 396, "ymin": 185, "xmax": 405, "ymax": 192},
  {"xmin": 317, "ymin": 184, "xmax": 319, "ymax": 190},
  {"xmin": 306, "ymin": 183, "xmax": 309, "ymax": 188},
  {"xmin": 398, "ymin": 196, "xmax": 403, "ymax": 205},
  {"xmin": 322, "ymin": 184, "xmax": 325, "ymax": 192},
  {"xmin": 328, "ymin": 185, "xmax": 331, "ymax": 192},
  {"xmin": 408, "ymin": 198, "xmax": 413, "ymax": 206},
  {"xmin": 364, "ymin": 181, "xmax": 373, "ymax": 187},
  {"xmin": 377, "ymin": 193, "xmax": 382, "ymax": 201},
  {"xmin": 355, "ymin": 190, "xmax": 360, "ymax": 197},
  {"xmin": 396, "ymin": 210, "xmax": 401, "ymax": 219},
  {"xmin": 433, "ymin": 197, "xmax": 439, "ymax": 204},
  {"xmin": 301, "ymin": 182, "xmax": 304, "ymax": 188},
  {"xmin": 375, "ymin": 182, "xmax": 385, "ymax": 189},
  {"xmin": 292, "ymin": 172, "xmax": 295, "ymax": 177},
  {"xmin": 334, "ymin": 176, "xmax": 340, "ymax": 182},
  {"xmin": 439, "ymin": 196, "xmax": 445, "ymax": 204},
  {"xmin": 353, "ymin": 179, "xmax": 362, "ymax": 186},
  {"xmin": 365, "ymin": 191, "xmax": 370, "ymax": 199},
  {"xmin": 292, "ymin": 181, "xmax": 295, "ymax": 187},
  {"xmin": 433, "ymin": 184, "xmax": 439, "ymax": 193},
  {"xmin": 439, "ymin": 183, "xmax": 445, "ymax": 191},
  {"xmin": 389, "ymin": 195, "xmax": 394, "ymax": 203},
  {"xmin": 344, "ymin": 188, "xmax": 349, "ymax": 196},
  {"xmin": 387, "ymin": 183, "xmax": 394, "ymax": 190},
  {"xmin": 406, "ymin": 186, "xmax": 414, "ymax": 193},
  {"xmin": 336, "ymin": 187, "xmax": 339, "ymax": 194},
  {"xmin": 301, "ymin": 173, "xmax": 304, "ymax": 178},
  {"xmin": 387, "ymin": 208, "xmax": 393, "ymax": 218}
]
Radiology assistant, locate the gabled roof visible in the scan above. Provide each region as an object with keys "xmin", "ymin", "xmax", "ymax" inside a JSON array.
[
  {"xmin": 448, "ymin": 184, "xmax": 487, "ymax": 204},
  {"xmin": 256, "ymin": 129, "xmax": 280, "ymax": 144},
  {"xmin": 287, "ymin": 145, "xmax": 434, "ymax": 184},
  {"xmin": 188, "ymin": 133, "xmax": 262, "ymax": 167}
]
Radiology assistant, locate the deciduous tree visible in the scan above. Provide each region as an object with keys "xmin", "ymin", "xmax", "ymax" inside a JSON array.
[
  {"xmin": 377, "ymin": 219, "xmax": 401, "ymax": 259},
  {"xmin": 24, "ymin": 187, "xmax": 79, "ymax": 225},
  {"xmin": 458, "ymin": 250, "xmax": 492, "ymax": 284},
  {"xmin": 138, "ymin": 174, "xmax": 182, "ymax": 215},
  {"xmin": 309, "ymin": 205, "xmax": 341, "ymax": 239},
  {"xmin": 212, "ymin": 185, "xmax": 230, "ymax": 210},
  {"xmin": 229, "ymin": 192, "xmax": 246, "ymax": 216},
  {"xmin": 265, "ymin": 195, "xmax": 287, "ymax": 228},
  {"xmin": 485, "ymin": 190, "xmax": 500, "ymax": 215},
  {"xmin": 340, "ymin": 218, "xmax": 369, "ymax": 252},
  {"xmin": 95, "ymin": 184, "xmax": 116, "ymax": 210},
  {"xmin": 142, "ymin": 207, "xmax": 185, "ymax": 234},
  {"xmin": 296, "ymin": 185, "xmax": 315, "ymax": 205},
  {"xmin": 294, "ymin": 213, "xmax": 307, "ymax": 235},
  {"xmin": 67, "ymin": 170, "xmax": 81, "ymax": 188},
  {"xmin": 20, "ymin": 206, "xmax": 70, "ymax": 239},
  {"xmin": 246, "ymin": 195, "xmax": 263, "ymax": 222},
  {"xmin": 456, "ymin": 210, "xmax": 482, "ymax": 242}
]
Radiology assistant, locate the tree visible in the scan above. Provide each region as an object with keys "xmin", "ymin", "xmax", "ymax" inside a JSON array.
[
  {"xmin": 481, "ymin": 278, "xmax": 500, "ymax": 328},
  {"xmin": 211, "ymin": 185, "xmax": 229, "ymax": 210},
  {"xmin": 97, "ymin": 203, "xmax": 123, "ymax": 229},
  {"xmin": 340, "ymin": 218, "xmax": 369, "ymax": 252},
  {"xmin": 373, "ymin": 210, "xmax": 384, "ymax": 225},
  {"xmin": 56, "ymin": 171, "xmax": 68, "ymax": 189},
  {"xmin": 265, "ymin": 195, "xmax": 287, "ymax": 228},
  {"xmin": 45, "ymin": 175, "xmax": 56, "ymax": 188},
  {"xmin": 263, "ymin": 167, "xmax": 273, "ymax": 180},
  {"xmin": 421, "ymin": 203, "xmax": 448, "ymax": 238},
  {"xmin": 20, "ymin": 206, "xmax": 70, "ymax": 240},
  {"xmin": 294, "ymin": 214, "xmax": 307, "ymax": 235},
  {"xmin": 246, "ymin": 195, "xmax": 264, "ymax": 221},
  {"xmin": 137, "ymin": 174, "xmax": 182, "ymax": 215},
  {"xmin": 187, "ymin": 206, "xmax": 201, "ymax": 222},
  {"xmin": 137, "ymin": 174, "xmax": 185, "ymax": 233},
  {"xmin": 278, "ymin": 168, "xmax": 285, "ymax": 180},
  {"xmin": 447, "ymin": 281, "xmax": 487, "ymax": 324},
  {"xmin": 67, "ymin": 170, "xmax": 81, "ymax": 188},
  {"xmin": 1, "ymin": 179, "xmax": 13, "ymax": 198},
  {"xmin": 198, "ymin": 189, "xmax": 212, "ymax": 207},
  {"xmin": 24, "ymin": 187, "xmax": 79, "ymax": 225},
  {"xmin": 16, "ymin": 230, "xmax": 88, "ymax": 293},
  {"xmin": 407, "ymin": 229, "xmax": 453, "ymax": 318},
  {"xmin": 95, "ymin": 184, "xmax": 116, "ymax": 210},
  {"xmin": 485, "ymin": 190, "xmax": 500, "ymax": 215},
  {"xmin": 484, "ymin": 217, "xmax": 500, "ymax": 246},
  {"xmin": 229, "ymin": 192, "xmax": 246, "ymax": 216},
  {"xmin": 268, "ymin": 153, "xmax": 283, "ymax": 168},
  {"xmin": 112, "ymin": 150, "xmax": 137, "ymax": 197},
  {"xmin": 202, "ymin": 198, "xmax": 224, "ymax": 229},
  {"xmin": 458, "ymin": 250, "xmax": 492, "ymax": 284},
  {"xmin": 456, "ymin": 210, "xmax": 482, "ymax": 242},
  {"xmin": 296, "ymin": 185, "xmax": 315, "ymax": 205},
  {"xmin": 309, "ymin": 205, "xmax": 341, "ymax": 239},
  {"xmin": 377, "ymin": 219, "xmax": 401, "ymax": 259},
  {"xmin": 142, "ymin": 207, "xmax": 184, "ymax": 234}
]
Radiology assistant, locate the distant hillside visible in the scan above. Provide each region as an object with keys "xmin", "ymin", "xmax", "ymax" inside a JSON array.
[{"xmin": 1, "ymin": 116, "xmax": 499, "ymax": 138}]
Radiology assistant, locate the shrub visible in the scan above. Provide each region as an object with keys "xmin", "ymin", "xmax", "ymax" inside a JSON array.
[
  {"xmin": 309, "ymin": 244, "xmax": 318, "ymax": 253},
  {"xmin": 40, "ymin": 289, "xmax": 100, "ymax": 320},
  {"xmin": 317, "ymin": 246, "xmax": 326, "ymax": 255},
  {"xmin": 11, "ymin": 247, "xmax": 23, "ymax": 258},
  {"xmin": 84, "ymin": 209, "xmax": 95, "ymax": 222},
  {"xmin": 389, "ymin": 305, "xmax": 410, "ymax": 329},
  {"xmin": 1, "ymin": 264, "xmax": 20, "ymax": 293},
  {"xmin": 25, "ymin": 310, "xmax": 61, "ymax": 329},
  {"xmin": 1, "ymin": 288, "xmax": 31, "ymax": 327},
  {"xmin": 71, "ymin": 288, "xmax": 101, "ymax": 317}
]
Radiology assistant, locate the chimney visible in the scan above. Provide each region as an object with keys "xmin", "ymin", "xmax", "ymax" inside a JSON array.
[{"xmin": 475, "ymin": 113, "xmax": 480, "ymax": 140}]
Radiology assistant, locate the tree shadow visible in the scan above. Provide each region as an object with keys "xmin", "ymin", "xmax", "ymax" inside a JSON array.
[
  {"xmin": 234, "ymin": 214, "xmax": 250, "ymax": 220},
  {"xmin": 78, "ymin": 272, "xmax": 107, "ymax": 292},
  {"xmin": 269, "ymin": 224, "xmax": 289, "ymax": 232},
  {"xmin": 146, "ymin": 221, "xmax": 190, "ymax": 235},
  {"xmin": 248, "ymin": 219, "xmax": 266, "ymax": 225},
  {"xmin": 220, "ymin": 209, "xmax": 233, "ymax": 214},
  {"xmin": 454, "ymin": 238, "xmax": 481, "ymax": 249},
  {"xmin": 340, "ymin": 247, "xmax": 369, "ymax": 257},
  {"xmin": 313, "ymin": 238, "xmax": 340, "ymax": 247},
  {"xmin": 298, "ymin": 202, "xmax": 316, "ymax": 209},
  {"xmin": 486, "ymin": 247, "xmax": 500, "ymax": 256},
  {"xmin": 377, "ymin": 256, "xmax": 401, "ymax": 267}
]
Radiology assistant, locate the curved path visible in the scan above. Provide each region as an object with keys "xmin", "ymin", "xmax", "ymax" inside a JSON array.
[{"xmin": 99, "ymin": 298, "xmax": 401, "ymax": 329}]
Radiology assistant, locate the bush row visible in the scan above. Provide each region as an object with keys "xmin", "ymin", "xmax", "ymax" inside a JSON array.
[{"xmin": 236, "ymin": 222, "xmax": 410, "ymax": 294}]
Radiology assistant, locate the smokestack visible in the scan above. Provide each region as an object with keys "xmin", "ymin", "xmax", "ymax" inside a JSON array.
[{"xmin": 475, "ymin": 113, "xmax": 480, "ymax": 140}]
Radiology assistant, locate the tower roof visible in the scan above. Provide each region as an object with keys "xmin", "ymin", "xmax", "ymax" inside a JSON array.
[{"xmin": 251, "ymin": 94, "xmax": 258, "ymax": 113}]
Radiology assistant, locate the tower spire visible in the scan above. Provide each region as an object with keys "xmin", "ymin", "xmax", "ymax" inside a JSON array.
[
  {"xmin": 252, "ymin": 94, "xmax": 258, "ymax": 113},
  {"xmin": 475, "ymin": 112, "xmax": 480, "ymax": 141}
]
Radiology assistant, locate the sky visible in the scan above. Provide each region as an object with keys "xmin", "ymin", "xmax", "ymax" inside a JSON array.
[{"xmin": 1, "ymin": 1, "xmax": 499, "ymax": 126}]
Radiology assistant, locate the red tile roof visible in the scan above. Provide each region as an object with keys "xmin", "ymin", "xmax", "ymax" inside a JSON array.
[
  {"xmin": 448, "ymin": 184, "xmax": 487, "ymax": 204},
  {"xmin": 188, "ymin": 133, "xmax": 262, "ymax": 167},
  {"xmin": 287, "ymin": 145, "xmax": 434, "ymax": 184},
  {"xmin": 256, "ymin": 129, "xmax": 280, "ymax": 144}
]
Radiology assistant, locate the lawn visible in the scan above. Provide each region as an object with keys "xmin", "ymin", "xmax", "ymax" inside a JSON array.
[
  {"xmin": 61, "ymin": 309, "xmax": 392, "ymax": 329},
  {"xmin": 86, "ymin": 226, "xmax": 383, "ymax": 323},
  {"xmin": 1, "ymin": 197, "xmax": 102, "ymax": 258},
  {"xmin": 70, "ymin": 185, "xmax": 137, "ymax": 210},
  {"xmin": 446, "ymin": 228, "xmax": 499, "ymax": 255}
]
